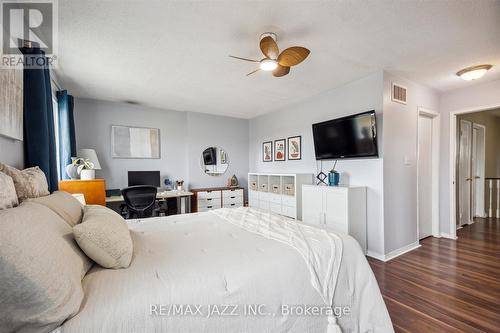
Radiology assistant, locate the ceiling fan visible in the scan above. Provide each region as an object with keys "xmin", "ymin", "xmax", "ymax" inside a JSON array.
[{"xmin": 229, "ymin": 32, "xmax": 310, "ymax": 77}]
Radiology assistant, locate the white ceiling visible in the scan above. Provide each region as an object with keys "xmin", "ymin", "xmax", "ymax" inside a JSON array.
[{"xmin": 56, "ymin": 0, "xmax": 500, "ymax": 118}]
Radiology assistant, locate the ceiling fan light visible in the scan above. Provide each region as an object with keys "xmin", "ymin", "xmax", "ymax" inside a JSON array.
[
  {"xmin": 260, "ymin": 58, "xmax": 278, "ymax": 71},
  {"xmin": 456, "ymin": 64, "xmax": 492, "ymax": 81}
]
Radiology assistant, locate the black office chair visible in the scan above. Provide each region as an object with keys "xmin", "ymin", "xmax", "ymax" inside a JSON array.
[{"xmin": 121, "ymin": 185, "xmax": 158, "ymax": 219}]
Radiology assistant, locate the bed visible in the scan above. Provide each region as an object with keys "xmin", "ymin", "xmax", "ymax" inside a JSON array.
[{"xmin": 58, "ymin": 207, "xmax": 393, "ymax": 333}]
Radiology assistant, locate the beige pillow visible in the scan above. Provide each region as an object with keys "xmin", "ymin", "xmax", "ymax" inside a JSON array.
[
  {"xmin": 0, "ymin": 171, "xmax": 18, "ymax": 209},
  {"xmin": 0, "ymin": 202, "xmax": 93, "ymax": 333},
  {"xmin": 73, "ymin": 205, "xmax": 133, "ymax": 269},
  {"xmin": 0, "ymin": 163, "xmax": 49, "ymax": 201},
  {"xmin": 29, "ymin": 191, "xmax": 84, "ymax": 226}
]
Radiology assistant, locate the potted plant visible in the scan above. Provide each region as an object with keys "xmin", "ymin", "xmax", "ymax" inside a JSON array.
[{"xmin": 73, "ymin": 158, "xmax": 96, "ymax": 180}]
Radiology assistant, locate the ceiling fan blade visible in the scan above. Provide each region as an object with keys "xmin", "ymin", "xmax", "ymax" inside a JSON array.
[
  {"xmin": 272, "ymin": 65, "xmax": 290, "ymax": 77},
  {"xmin": 246, "ymin": 68, "xmax": 260, "ymax": 76},
  {"xmin": 260, "ymin": 36, "xmax": 279, "ymax": 59},
  {"xmin": 229, "ymin": 55, "xmax": 259, "ymax": 62},
  {"xmin": 277, "ymin": 47, "xmax": 310, "ymax": 67}
]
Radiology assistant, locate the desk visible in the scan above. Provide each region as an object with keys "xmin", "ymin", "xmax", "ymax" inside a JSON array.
[{"xmin": 106, "ymin": 190, "xmax": 194, "ymax": 214}]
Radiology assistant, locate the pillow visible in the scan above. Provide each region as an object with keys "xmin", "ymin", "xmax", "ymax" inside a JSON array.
[
  {"xmin": 0, "ymin": 202, "xmax": 93, "ymax": 333},
  {"xmin": 0, "ymin": 163, "xmax": 49, "ymax": 201},
  {"xmin": 0, "ymin": 171, "xmax": 18, "ymax": 209},
  {"xmin": 73, "ymin": 205, "xmax": 133, "ymax": 269},
  {"xmin": 28, "ymin": 191, "xmax": 84, "ymax": 226}
]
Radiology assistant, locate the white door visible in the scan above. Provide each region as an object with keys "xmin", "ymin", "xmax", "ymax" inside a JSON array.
[
  {"xmin": 418, "ymin": 115, "xmax": 433, "ymax": 239},
  {"xmin": 302, "ymin": 186, "xmax": 323, "ymax": 226},
  {"xmin": 458, "ymin": 120, "xmax": 472, "ymax": 226},
  {"xmin": 472, "ymin": 125, "xmax": 486, "ymax": 218}
]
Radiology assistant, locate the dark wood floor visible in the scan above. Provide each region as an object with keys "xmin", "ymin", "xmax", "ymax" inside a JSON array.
[{"xmin": 368, "ymin": 218, "xmax": 500, "ymax": 333}]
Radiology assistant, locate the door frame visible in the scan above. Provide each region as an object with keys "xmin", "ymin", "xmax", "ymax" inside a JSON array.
[
  {"xmin": 449, "ymin": 103, "xmax": 500, "ymax": 240},
  {"xmin": 417, "ymin": 108, "xmax": 440, "ymax": 239},
  {"xmin": 472, "ymin": 123, "xmax": 486, "ymax": 218}
]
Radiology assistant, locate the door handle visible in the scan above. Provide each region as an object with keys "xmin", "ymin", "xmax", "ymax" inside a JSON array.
[
  {"xmin": 474, "ymin": 176, "xmax": 480, "ymax": 179},
  {"xmin": 465, "ymin": 177, "xmax": 472, "ymax": 181}
]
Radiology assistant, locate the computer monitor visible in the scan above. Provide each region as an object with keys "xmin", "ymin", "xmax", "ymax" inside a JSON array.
[{"xmin": 128, "ymin": 171, "xmax": 161, "ymax": 187}]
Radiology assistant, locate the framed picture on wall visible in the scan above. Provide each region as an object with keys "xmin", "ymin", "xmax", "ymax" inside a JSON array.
[
  {"xmin": 263, "ymin": 141, "xmax": 272, "ymax": 162},
  {"xmin": 111, "ymin": 125, "xmax": 160, "ymax": 159},
  {"xmin": 274, "ymin": 139, "xmax": 286, "ymax": 161},
  {"xmin": 287, "ymin": 136, "xmax": 302, "ymax": 160}
]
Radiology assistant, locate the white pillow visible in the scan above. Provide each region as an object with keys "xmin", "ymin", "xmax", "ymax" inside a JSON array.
[
  {"xmin": 0, "ymin": 171, "xmax": 18, "ymax": 209},
  {"xmin": 0, "ymin": 163, "xmax": 49, "ymax": 201},
  {"xmin": 28, "ymin": 191, "xmax": 84, "ymax": 226},
  {"xmin": 0, "ymin": 202, "xmax": 92, "ymax": 332},
  {"xmin": 73, "ymin": 205, "xmax": 133, "ymax": 269}
]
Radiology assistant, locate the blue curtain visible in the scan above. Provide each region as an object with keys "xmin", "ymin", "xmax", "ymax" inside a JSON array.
[
  {"xmin": 20, "ymin": 46, "xmax": 58, "ymax": 192},
  {"xmin": 57, "ymin": 90, "xmax": 76, "ymax": 180}
]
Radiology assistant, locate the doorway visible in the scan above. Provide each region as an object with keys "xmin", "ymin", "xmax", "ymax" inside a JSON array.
[{"xmin": 417, "ymin": 108, "xmax": 440, "ymax": 240}]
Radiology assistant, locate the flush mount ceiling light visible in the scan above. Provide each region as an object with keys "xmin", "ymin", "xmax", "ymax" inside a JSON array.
[{"xmin": 456, "ymin": 64, "xmax": 493, "ymax": 81}]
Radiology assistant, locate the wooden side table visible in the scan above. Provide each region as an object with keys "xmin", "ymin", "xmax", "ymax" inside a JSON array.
[{"xmin": 59, "ymin": 179, "xmax": 106, "ymax": 206}]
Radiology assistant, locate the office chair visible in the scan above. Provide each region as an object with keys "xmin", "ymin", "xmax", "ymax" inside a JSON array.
[{"xmin": 121, "ymin": 185, "xmax": 158, "ymax": 219}]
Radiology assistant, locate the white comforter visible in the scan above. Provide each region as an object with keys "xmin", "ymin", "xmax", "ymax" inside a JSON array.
[{"xmin": 60, "ymin": 208, "xmax": 393, "ymax": 333}]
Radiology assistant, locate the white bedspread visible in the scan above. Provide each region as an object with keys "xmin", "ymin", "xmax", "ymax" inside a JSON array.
[{"xmin": 60, "ymin": 208, "xmax": 393, "ymax": 333}]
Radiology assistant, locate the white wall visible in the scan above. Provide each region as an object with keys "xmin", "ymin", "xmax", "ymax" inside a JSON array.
[
  {"xmin": 0, "ymin": 136, "xmax": 24, "ymax": 169},
  {"xmin": 74, "ymin": 98, "xmax": 249, "ymax": 192},
  {"xmin": 439, "ymin": 79, "xmax": 500, "ymax": 236},
  {"xmin": 249, "ymin": 71, "xmax": 386, "ymax": 256},
  {"xmin": 382, "ymin": 73, "xmax": 439, "ymax": 254}
]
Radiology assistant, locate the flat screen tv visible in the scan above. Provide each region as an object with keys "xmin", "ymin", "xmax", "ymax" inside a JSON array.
[{"xmin": 312, "ymin": 110, "xmax": 378, "ymax": 160}]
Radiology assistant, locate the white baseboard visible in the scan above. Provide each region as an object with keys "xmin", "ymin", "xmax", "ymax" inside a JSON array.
[
  {"xmin": 440, "ymin": 233, "xmax": 458, "ymax": 240},
  {"xmin": 366, "ymin": 242, "xmax": 420, "ymax": 262},
  {"xmin": 366, "ymin": 251, "xmax": 385, "ymax": 261},
  {"xmin": 383, "ymin": 241, "xmax": 421, "ymax": 262}
]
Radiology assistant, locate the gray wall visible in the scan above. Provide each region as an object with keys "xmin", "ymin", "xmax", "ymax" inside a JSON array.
[
  {"xmin": 382, "ymin": 72, "xmax": 439, "ymax": 254},
  {"xmin": 249, "ymin": 72, "xmax": 386, "ymax": 256},
  {"xmin": 186, "ymin": 112, "xmax": 249, "ymax": 193},
  {"xmin": 73, "ymin": 98, "xmax": 249, "ymax": 192},
  {"xmin": 0, "ymin": 135, "xmax": 23, "ymax": 169}
]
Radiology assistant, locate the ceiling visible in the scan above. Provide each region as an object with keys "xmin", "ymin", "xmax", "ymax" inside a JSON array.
[{"xmin": 56, "ymin": 0, "xmax": 500, "ymax": 118}]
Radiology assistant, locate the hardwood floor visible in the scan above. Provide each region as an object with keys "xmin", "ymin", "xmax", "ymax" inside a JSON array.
[{"xmin": 368, "ymin": 218, "xmax": 500, "ymax": 333}]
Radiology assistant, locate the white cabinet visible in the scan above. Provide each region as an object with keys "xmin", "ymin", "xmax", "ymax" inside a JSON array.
[
  {"xmin": 193, "ymin": 187, "xmax": 243, "ymax": 212},
  {"xmin": 302, "ymin": 185, "xmax": 367, "ymax": 253},
  {"xmin": 248, "ymin": 173, "xmax": 313, "ymax": 220}
]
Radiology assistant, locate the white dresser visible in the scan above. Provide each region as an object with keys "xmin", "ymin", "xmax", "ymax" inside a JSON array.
[
  {"xmin": 192, "ymin": 187, "xmax": 244, "ymax": 212},
  {"xmin": 248, "ymin": 173, "xmax": 314, "ymax": 220},
  {"xmin": 302, "ymin": 185, "xmax": 367, "ymax": 253}
]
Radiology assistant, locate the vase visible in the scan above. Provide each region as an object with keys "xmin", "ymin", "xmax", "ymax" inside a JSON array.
[
  {"xmin": 80, "ymin": 169, "xmax": 95, "ymax": 180},
  {"xmin": 328, "ymin": 171, "xmax": 339, "ymax": 186},
  {"xmin": 65, "ymin": 163, "xmax": 80, "ymax": 179}
]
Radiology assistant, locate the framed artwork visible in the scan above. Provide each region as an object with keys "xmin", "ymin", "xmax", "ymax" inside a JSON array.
[
  {"xmin": 287, "ymin": 136, "xmax": 302, "ymax": 160},
  {"xmin": 263, "ymin": 141, "xmax": 272, "ymax": 162},
  {"xmin": 274, "ymin": 139, "xmax": 286, "ymax": 161},
  {"xmin": 0, "ymin": 68, "xmax": 23, "ymax": 141},
  {"xmin": 111, "ymin": 125, "xmax": 160, "ymax": 159}
]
